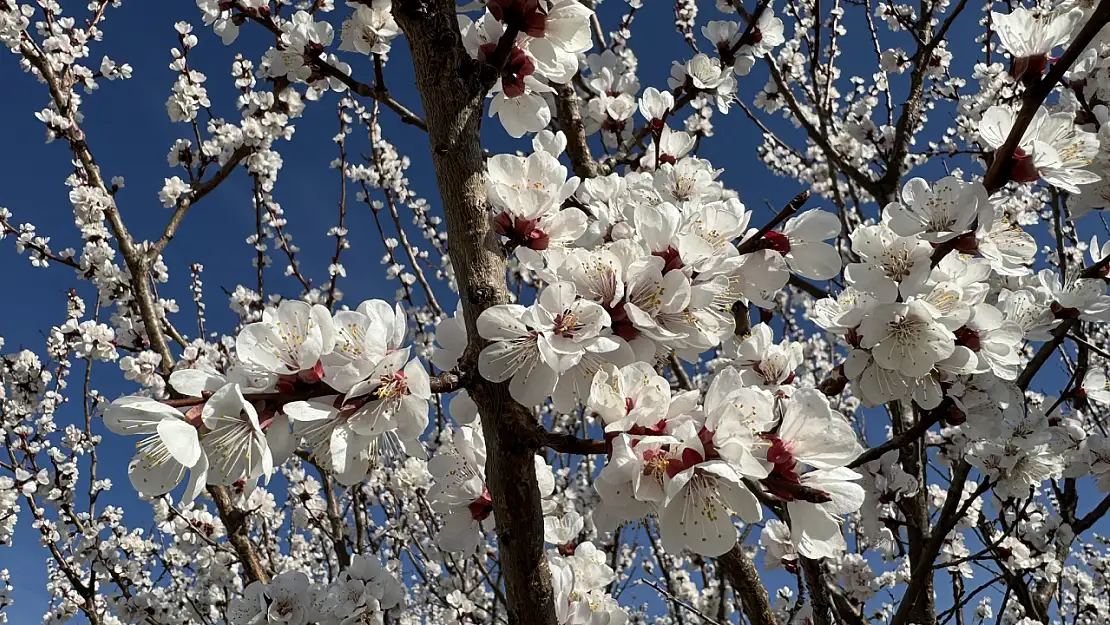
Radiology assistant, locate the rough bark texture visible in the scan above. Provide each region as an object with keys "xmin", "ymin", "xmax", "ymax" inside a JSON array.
[
  {"xmin": 553, "ymin": 83, "xmax": 599, "ymax": 178},
  {"xmin": 895, "ymin": 401, "xmax": 936, "ymax": 624},
  {"xmin": 391, "ymin": 2, "xmax": 558, "ymax": 623},
  {"xmin": 209, "ymin": 485, "xmax": 270, "ymax": 584},
  {"xmin": 717, "ymin": 546, "xmax": 777, "ymax": 625}
]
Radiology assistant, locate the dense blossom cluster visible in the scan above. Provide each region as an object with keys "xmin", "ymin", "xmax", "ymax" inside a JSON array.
[{"xmin": 5, "ymin": 0, "xmax": 1110, "ymax": 624}]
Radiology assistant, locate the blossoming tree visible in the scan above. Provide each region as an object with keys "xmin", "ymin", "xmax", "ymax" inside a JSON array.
[{"xmin": 3, "ymin": 0, "xmax": 1110, "ymax": 624}]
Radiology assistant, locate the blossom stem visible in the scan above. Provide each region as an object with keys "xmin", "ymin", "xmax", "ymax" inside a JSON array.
[
  {"xmin": 982, "ymin": 0, "xmax": 1110, "ymax": 193},
  {"xmin": 736, "ymin": 190, "xmax": 811, "ymax": 255}
]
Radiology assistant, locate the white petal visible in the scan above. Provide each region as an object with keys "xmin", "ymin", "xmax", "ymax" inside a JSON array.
[{"xmin": 157, "ymin": 418, "xmax": 202, "ymax": 468}]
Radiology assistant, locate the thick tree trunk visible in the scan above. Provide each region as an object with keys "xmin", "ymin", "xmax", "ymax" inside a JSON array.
[{"xmin": 391, "ymin": 2, "xmax": 558, "ymax": 623}]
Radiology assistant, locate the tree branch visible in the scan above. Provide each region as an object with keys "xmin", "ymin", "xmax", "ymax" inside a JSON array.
[
  {"xmin": 982, "ymin": 0, "xmax": 1110, "ymax": 193},
  {"xmin": 392, "ymin": 1, "xmax": 559, "ymax": 622},
  {"xmin": 150, "ymin": 145, "xmax": 252, "ymax": 258},
  {"xmin": 553, "ymin": 82, "xmax": 599, "ymax": 178},
  {"xmin": 716, "ymin": 545, "xmax": 777, "ymax": 625}
]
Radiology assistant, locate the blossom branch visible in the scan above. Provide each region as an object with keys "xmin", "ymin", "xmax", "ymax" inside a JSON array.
[
  {"xmin": 876, "ymin": 0, "xmax": 970, "ymax": 204},
  {"xmin": 207, "ymin": 485, "xmax": 271, "ymax": 584},
  {"xmin": 890, "ymin": 461, "xmax": 989, "ymax": 625},
  {"xmin": 19, "ymin": 40, "xmax": 175, "ymax": 368},
  {"xmin": 1017, "ymin": 254, "xmax": 1110, "ymax": 390},
  {"xmin": 553, "ymin": 82, "xmax": 599, "ymax": 178},
  {"xmin": 540, "ymin": 431, "xmax": 606, "ymax": 455},
  {"xmin": 736, "ymin": 190, "xmax": 811, "ymax": 255},
  {"xmin": 149, "ymin": 144, "xmax": 252, "ymax": 259},
  {"xmin": 237, "ymin": 5, "xmax": 428, "ymax": 131},
  {"xmin": 982, "ymin": 0, "xmax": 1110, "ymax": 193}
]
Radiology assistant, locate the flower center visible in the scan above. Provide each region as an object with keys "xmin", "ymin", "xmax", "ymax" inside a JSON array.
[
  {"xmin": 493, "ymin": 211, "xmax": 549, "ymax": 250},
  {"xmin": 375, "ymin": 370, "xmax": 409, "ymax": 400},
  {"xmin": 553, "ymin": 311, "xmax": 582, "ymax": 338}
]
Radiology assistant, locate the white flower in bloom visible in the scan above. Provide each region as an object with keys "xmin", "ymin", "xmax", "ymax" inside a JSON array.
[
  {"xmin": 959, "ymin": 303, "xmax": 1024, "ymax": 380},
  {"xmin": 858, "ymin": 301, "xmax": 956, "ymax": 378},
  {"xmin": 679, "ymin": 53, "xmax": 729, "ymax": 91},
  {"xmin": 236, "ymin": 300, "xmax": 336, "ymax": 379},
  {"xmin": 322, "ymin": 313, "xmax": 384, "ymax": 392},
  {"xmin": 282, "ymin": 10, "xmax": 334, "ymax": 53},
  {"xmin": 285, "ymin": 397, "xmax": 378, "ymax": 486},
  {"xmin": 478, "ymin": 304, "xmax": 559, "ymax": 405},
  {"xmin": 884, "ymin": 177, "xmax": 987, "ymax": 243},
  {"xmin": 228, "ymin": 571, "xmax": 321, "ymax": 625},
  {"xmin": 726, "ymin": 323, "xmax": 803, "ymax": 389},
  {"xmin": 489, "ymin": 71, "xmax": 555, "ymax": 138},
  {"xmin": 550, "ymin": 548, "xmax": 627, "ymax": 625},
  {"xmin": 703, "ymin": 370, "xmax": 775, "ymax": 479},
  {"xmin": 487, "ymin": 150, "xmax": 580, "ymax": 220},
  {"xmin": 1081, "ymin": 368, "xmax": 1110, "ymax": 406},
  {"xmin": 344, "ymin": 351, "xmax": 431, "ymax": 444},
  {"xmin": 975, "ymin": 208, "xmax": 1037, "ymax": 277},
  {"xmin": 338, "ymin": 554, "xmax": 404, "ymax": 615},
  {"xmin": 200, "ymin": 383, "xmax": 272, "ymax": 486},
  {"xmin": 432, "ymin": 305, "xmax": 469, "ymax": 372},
  {"xmin": 640, "ymin": 126, "xmax": 697, "ymax": 170},
  {"xmin": 660, "ymin": 454, "xmax": 762, "ymax": 556},
  {"xmin": 847, "ymin": 225, "xmax": 933, "ymax": 301},
  {"xmin": 980, "ymin": 105, "xmax": 1100, "ymax": 193},
  {"xmin": 786, "ymin": 468, "xmax": 865, "ymax": 559},
  {"xmin": 759, "ymin": 519, "xmax": 797, "ymax": 571},
  {"xmin": 544, "ymin": 509, "xmax": 584, "ymax": 545},
  {"xmin": 592, "ymin": 434, "xmax": 670, "ymax": 530},
  {"xmin": 774, "ymin": 389, "xmax": 863, "ymax": 470},
  {"xmin": 427, "ymin": 425, "xmax": 489, "ymax": 553},
  {"xmin": 102, "ymin": 397, "xmax": 207, "ymax": 502},
  {"xmin": 322, "ymin": 299, "xmax": 406, "ymax": 392},
  {"xmin": 520, "ymin": 0, "xmax": 593, "ymax": 85},
  {"xmin": 159, "ymin": 176, "xmax": 190, "ymax": 208},
  {"xmin": 992, "ymin": 7, "xmax": 1084, "ymax": 80},
  {"xmin": 771, "ymin": 209, "xmax": 842, "ymax": 280},
  {"xmin": 997, "ymin": 288, "xmax": 1056, "ymax": 341},
  {"xmin": 668, "ymin": 54, "xmax": 738, "ymax": 113},
  {"xmin": 639, "ymin": 87, "xmax": 674, "ymax": 123},
  {"xmin": 813, "ymin": 287, "xmax": 878, "ymax": 335},
  {"xmin": 1038, "ymin": 269, "xmax": 1110, "ymax": 321},
  {"xmin": 339, "ymin": 0, "xmax": 401, "ymax": 55},
  {"xmin": 530, "ymin": 281, "xmax": 618, "ymax": 369},
  {"xmin": 587, "ymin": 361, "xmax": 671, "ymax": 433}
]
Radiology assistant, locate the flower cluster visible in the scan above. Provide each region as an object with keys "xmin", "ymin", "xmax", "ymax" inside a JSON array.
[
  {"xmin": 590, "ymin": 366, "xmax": 864, "ymax": 557},
  {"xmin": 104, "ymin": 299, "xmax": 431, "ymax": 500},
  {"xmin": 227, "ymin": 557, "xmax": 403, "ymax": 625},
  {"xmin": 478, "ymin": 134, "xmax": 840, "ymax": 409},
  {"xmin": 459, "ymin": 0, "xmax": 595, "ymax": 137}
]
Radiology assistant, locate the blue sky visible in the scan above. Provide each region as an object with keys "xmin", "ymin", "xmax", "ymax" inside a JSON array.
[{"xmin": 2, "ymin": 1, "xmax": 1108, "ymax": 623}]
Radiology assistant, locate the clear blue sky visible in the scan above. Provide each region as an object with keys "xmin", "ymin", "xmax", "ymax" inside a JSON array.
[{"xmin": 1, "ymin": 1, "xmax": 1105, "ymax": 623}]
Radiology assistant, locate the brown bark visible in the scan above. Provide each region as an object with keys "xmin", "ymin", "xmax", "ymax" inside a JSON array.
[
  {"xmin": 717, "ymin": 546, "xmax": 777, "ymax": 625},
  {"xmin": 391, "ymin": 2, "xmax": 558, "ymax": 623},
  {"xmin": 209, "ymin": 485, "xmax": 271, "ymax": 584},
  {"xmin": 553, "ymin": 83, "xmax": 599, "ymax": 178}
]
